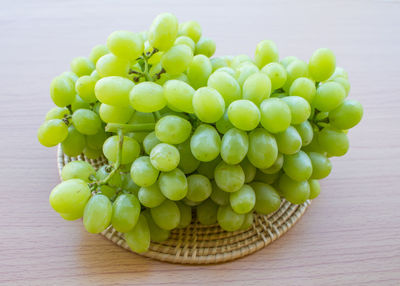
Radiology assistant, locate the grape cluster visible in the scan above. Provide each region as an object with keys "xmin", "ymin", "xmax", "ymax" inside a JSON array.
[{"xmin": 38, "ymin": 13, "xmax": 363, "ymax": 253}]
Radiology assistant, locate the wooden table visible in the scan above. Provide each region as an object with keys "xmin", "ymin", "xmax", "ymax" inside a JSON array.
[{"xmin": 1, "ymin": 0, "xmax": 399, "ymax": 285}]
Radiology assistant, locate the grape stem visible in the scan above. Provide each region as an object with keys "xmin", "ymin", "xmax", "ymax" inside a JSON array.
[{"xmin": 105, "ymin": 123, "xmax": 155, "ymax": 133}]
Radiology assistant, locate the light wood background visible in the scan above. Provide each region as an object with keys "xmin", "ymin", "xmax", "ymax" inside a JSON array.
[{"xmin": 1, "ymin": 0, "xmax": 399, "ymax": 285}]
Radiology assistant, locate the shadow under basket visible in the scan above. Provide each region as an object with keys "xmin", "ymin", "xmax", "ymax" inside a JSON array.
[{"xmin": 57, "ymin": 146, "xmax": 311, "ymax": 264}]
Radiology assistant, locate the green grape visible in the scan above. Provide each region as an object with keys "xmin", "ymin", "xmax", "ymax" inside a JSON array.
[
  {"xmin": 308, "ymin": 179, "xmax": 321, "ymax": 199},
  {"xmin": 89, "ymin": 44, "xmax": 109, "ymax": 64},
  {"xmin": 251, "ymin": 182, "xmax": 281, "ymax": 215},
  {"xmin": 103, "ymin": 135, "xmax": 140, "ymax": 164},
  {"xmin": 261, "ymin": 62, "xmax": 287, "ymax": 90},
  {"xmin": 75, "ymin": 75, "xmax": 97, "ymax": 103},
  {"xmin": 210, "ymin": 181, "xmax": 230, "ymax": 205},
  {"xmin": 125, "ymin": 214, "xmax": 150, "ymax": 253},
  {"xmin": 275, "ymin": 126, "xmax": 302, "ymax": 155},
  {"xmin": 71, "ymin": 95, "xmax": 91, "ymax": 111},
  {"xmin": 254, "ymin": 170, "xmax": 279, "ymax": 185},
  {"xmin": 282, "ymin": 60, "xmax": 309, "ymax": 91},
  {"xmin": 143, "ymin": 209, "xmax": 170, "ymax": 242},
  {"xmin": 289, "ymin": 77, "xmax": 316, "ymax": 103},
  {"xmin": 197, "ymin": 157, "xmax": 221, "ymax": 179},
  {"xmin": 96, "ymin": 165, "xmax": 122, "ymax": 187},
  {"xmin": 92, "ymin": 101, "xmax": 101, "ymax": 114},
  {"xmin": 91, "ymin": 70, "xmax": 100, "ymax": 81},
  {"xmin": 61, "ymin": 161, "xmax": 95, "ymax": 182},
  {"xmin": 331, "ymin": 76, "xmax": 350, "ymax": 95},
  {"xmin": 70, "ymin": 57, "xmax": 95, "ymax": 77},
  {"xmin": 161, "ymin": 44, "xmax": 193, "ymax": 75},
  {"xmin": 193, "ymin": 87, "xmax": 225, "ymax": 123},
  {"xmin": 158, "ymin": 168, "xmax": 188, "ymax": 200},
  {"xmin": 247, "ymin": 128, "xmax": 278, "ymax": 169},
  {"xmin": 197, "ymin": 199, "xmax": 218, "ymax": 225},
  {"xmin": 150, "ymin": 143, "xmax": 180, "ymax": 172},
  {"xmin": 260, "ymin": 98, "xmax": 291, "ymax": 133},
  {"xmin": 302, "ymin": 134, "xmax": 325, "ymax": 154},
  {"xmin": 309, "ymin": 48, "xmax": 336, "ymax": 82},
  {"xmin": 187, "ymin": 55, "xmax": 212, "ymax": 89},
  {"xmin": 50, "ymin": 75, "xmax": 76, "ymax": 107},
  {"xmin": 231, "ymin": 54, "xmax": 253, "ymax": 68},
  {"xmin": 61, "ymin": 126, "xmax": 86, "ymax": 157},
  {"xmin": 49, "ymin": 179, "xmax": 91, "ymax": 215},
  {"xmin": 83, "ymin": 147, "xmax": 102, "ymax": 159},
  {"xmin": 96, "ymin": 54, "xmax": 130, "ymax": 78},
  {"xmin": 107, "ymin": 31, "xmax": 144, "ymax": 60},
  {"xmin": 328, "ymin": 99, "xmax": 363, "ymax": 130},
  {"xmin": 240, "ymin": 212, "xmax": 254, "ymax": 230},
  {"xmin": 174, "ymin": 36, "xmax": 195, "ymax": 51},
  {"xmin": 235, "ymin": 62, "xmax": 259, "ymax": 86},
  {"xmin": 282, "ymin": 96, "xmax": 311, "ymax": 124},
  {"xmin": 207, "ymin": 71, "xmax": 241, "ymax": 105},
  {"xmin": 130, "ymin": 156, "xmax": 159, "ymax": 187},
  {"xmin": 143, "ymin": 132, "xmax": 161, "ymax": 155},
  {"xmin": 148, "ymin": 13, "xmax": 178, "ymax": 51},
  {"xmin": 214, "ymin": 161, "xmax": 245, "ymax": 193},
  {"xmin": 216, "ymin": 66, "xmax": 235, "ymax": 77},
  {"xmin": 216, "ymin": 111, "xmax": 234, "ymax": 134},
  {"xmin": 195, "ymin": 37, "xmax": 216, "ymax": 57},
  {"xmin": 318, "ymin": 127, "xmax": 349, "ymax": 156},
  {"xmin": 329, "ymin": 67, "xmax": 348, "ymax": 79},
  {"xmin": 138, "ymin": 184, "xmax": 165, "ymax": 208},
  {"xmin": 280, "ymin": 56, "xmax": 297, "ymax": 67},
  {"xmin": 229, "ymin": 184, "xmax": 255, "ymax": 214},
  {"xmin": 182, "ymin": 198, "xmax": 201, "ymax": 207},
  {"xmin": 279, "ymin": 174, "xmax": 310, "ymax": 204},
  {"xmin": 210, "ymin": 57, "xmax": 228, "ymax": 72},
  {"xmin": 179, "ymin": 21, "xmax": 202, "ymax": 42},
  {"xmin": 163, "ymin": 80, "xmax": 195, "ymax": 113},
  {"xmin": 37, "ymin": 119, "xmax": 68, "ymax": 147},
  {"xmin": 59, "ymin": 212, "xmax": 82, "ymax": 221},
  {"xmin": 98, "ymin": 184, "xmax": 117, "ymax": 200},
  {"xmin": 45, "ymin": 107, "xmax": 70, "ymax": 121},
  {"xmin": 129, "ymin": 82, "xmax": 166, "ymax": 112},
  {"xmin": 221, "ymin": 128, "xmax": 249, "ymax": 164},
  {"xmin": 174, "ymin": 202, "xmax": 191, "ymax": 228},
  {"xmin": 71, "ymin": 109, "xmax": 101, "ymax": 135},
  {"xmin": 242, "ymin": 72, "xmax": 271, "ymax": 105},
  {"xmin": 240, "ymin": 158, "xmax": 257, "ymax": 183},
  {"xmin": 260, "ymin": 153, "xmax": 283, "ymax": 174},
  {"xmin": 283, "ymin": 151, "xmax": 313, "ymax": 182},
  {"xmin": 61, "ymin": 71, "xmax": 79, "ymax": 83},
  {"xmin": 190, "ymin": 124, "xmax": 221, "ymax": 162},
  {"xmin": 294, "ymin": 121, "xmax": 314, "ymax": 146},
  {"xmin": 186, "ymin": 174, "xmax": 212, "ymax": 202},
  {"xmin": 128, "ymin": 110, "xmax": 155, "ymax": 124},
  {"xmin": 177, "ymin": 139, "xmax": 200, "ymax": 174},
  {"xmin": 111, "ymin": 193, "xmax": 141, "ymax": 233},
  {"xmin": 121, "ymin": 173, "xmax": 140, "ymax": 195},
  {"xmin": 99, "ymin": 103, "xmax": 134, "ymax": 124},
  {"xmin": 130, "ymin": 131, "xmax": 151, "ymax": 145},
  {"xmin": 254, "ymin": 40, "xmax": 279, "ymax": 68},
  {"xmin": 86, "ymin": 128, "xmax": 107, "ymax": 150},
  {"xmin": 95, "ymin": 76, "xmax": 134, "ymax": 107},
  {"xmin": 313, "ymin": 82, "xmax": 346, "ymax": 111},
  {"xmin": 155, "ymin": 115, "xmax": 192, "ymax": 145},
  {"xmin": 217, "ymin": 205, "xmax": 245, "ymax": 231},
  {"xmin": 151, "ymin": 200, "xmax": 180, "ymax": 230},
  {"xmin": 227, "ymin": 100, "xmax": 260, "ymax": 131}
]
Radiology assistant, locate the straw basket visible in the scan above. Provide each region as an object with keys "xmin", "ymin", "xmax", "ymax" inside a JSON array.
[{"xmin": 57, "ymin": 147, "xmax": 310, "ymax": 264}]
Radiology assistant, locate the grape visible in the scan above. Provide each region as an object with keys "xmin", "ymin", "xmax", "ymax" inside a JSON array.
[
  {"xmin": 214, "ymin": 161, "xmax": 245, "ymax": 193},
  {"xmin": 242, "ymin": 72, "xmax": 271, "ymax": 105},
  {"xmin": 103, "ymin": 135, "xmax": 140, "ymax": 164},
  {"xmin": 138, "ymin": 184, "xmax": 165, "ymax": 208},
  {"xmin": 282, "ymin": 60, "xmax": 309, "ymax": 91},
  {"xmin": 70, "ymin": 57, "xmax": 95, "ymax": 77},
  {"xmin": 71, "ymin": 109, "xmax": 101, "ymax": 135},
  {"xmin": 197, "ymin": 157, "xmax": 221, "ymax": 179},
  {"xmin": 86, "ymin": 128, "xmax": 107, "ymax": 150},
  {"xmin": 195, "ymin": 37, "xmax": 216, "ymax": 57},
  {"xmin": 60, "ymin": 212, "xmax": 82, "ymax": 221},
  {"xmin": 150, "ymin": 143, "xmax": 180, "ymax": 172},
  {"xmin": 130, "ymin": 156, "xmax": 159, "ymax": 187},
  {"xmin": 190, "ymin": 124, "xmax": 221, "ymax": 162},
  {"xmin": 210, "ymin": 181, "xmax": 230, "ymax": 206},
  {"xmin": 71, "ymin": 95, "xmax": 91, "ymax": 111},
  {"xmin": 96, "ymin": 54, "xmax": 130, "ymax": 78},
  {"xmin": 254, "ymin": 40, "xmax": 279, "ymax": 68},
  {"xmin": 187, "ymin": 55, "xmax": 212, "ymax": 89},
  {"xmin": 50, "ymin": 76, "xmax": 76, "ymax": 107},
  {"xmin": 179, "ymin": 21, "xmax": 202, "ymax": 42},
  {"xmin": 91, "ymin": 70, "xmax": 100, "ymax": 81},
  {"xmin": 260, "ymin": 153, "xmax": 283, "ymax": 174},
  {"xmin": 129, "ymin": 82, "xmax": 166, "ymax": 112},
  {"xmin": 161, "ymin": 44, "xmax": 193, "ymax": 75},
  {"xmin": 289, "ymin": 77, "xmax": 316, "ymax": 103},
  {"xmin": 84, "ymin": 147, "xmax": 103, "ymax": 159},
  {"xmin": 125, "ymin": 214, "xmax": 150, "ymax": 253},
  {"xmin": 89, "ymin": 44, "xmax": 109, "ymax": 64},
  {"xmin": 240, "ymin": 158, "xmax": 257, "ymax": 183},
  {"xmin": 254, "ymin": 170, "xmax": 279, "ymax": 185},
  {"xmin": 308, "ymin": 179, "xmax": 321, "ymax": 199},
  {"xmin": 251, "ymin": 182, "xmax": 281, "ymax": 215},
  {"xmin": 98, "ymin": 185, "xmax": 116, "ymax": 200},
  {"xmin": 210, "ymin": 57, "xmax": 228, "ymax": 72},
  {"xmin": 260, "ymin": 98, "xmax": 291, "ymax": 133},
  {"xmin": 227, "ymin": 100, "xmax": 260, "ymax": 131},
  {"xmin": 328, "ymin": 99, "xmax": 363, "ymax": 130},
  {"xmin": 275, "ymin": 126, "xmax": 302, "ymax": 155},
  {"xmin": 231, "ymin": 54, "xmax": 253, "ymax": 68},
  {"xmin": 121, "ymin": 173, "xmax": 140, "ymax": 196},
  {"xmin": 313, "ymin": 82, "xmax": 346, "ymax": 111},
  {"xmin": 280, "ymin": 56, "xmax": 297, "ymax": 67},
  {"xmin": 318, "ymin": 127, "xmax": 349, "ymax": 156},
  {"xmin": 61, "ymin": 161, "xmax": 95, "ymax": 182},
  {"xmin": 158, "ymin": 168, "xmax": 188, "ymax": 200},
  {"xmin": 45, "ymin": 107, "xmax": 70, "ymax": 121},
  {"xmin": 282, "ymin": 96, "xmax": 311, "ymax": 124},
  {"xmin": 37, "ymin": 119, "xmax": 68, "ymax": 147},
  {"xmin": 283, "ymin": 151, "xmax": 313, "ymax": 182},
  {"xmin": 193, "ymin": 87, "xmax": 225, "ymax": 123},
  {"xmin": 331, "ymin": 76, "xmax": 350, "ymax": 95},
  {"xmin": 174, "ymin": 36, "xmax": 195, "ymax": 51},
  {"xmin": 247, "ymin": 128, "xmax": 278, "ymax": 169},
  {"xmin": 96, "ymin": 165, "xmax": 122, "ymax": 187},
  {"xmin": 217, "ymin": 205, "xmax": 245, "ymax": 231},
  {"xmin": 49, "ymin": 179, "xmax": 90, "ymax": 215},
  {"xmin": 186, "ymin": 174, "xmax": 212, "ymax": 202},
  {"xmin": 197, "ymin": 199, "xmax": 218, "ymax": 225},
  {"xmin": 61, "ymin": 71, "xmax": 79, "ymax": 83},
  {"xmin": 221, "ymin": 128, "xmax": 249, "ymax": 164},
  {"xmin": 143, "ymin": 209, "xmax": 170, "ymax": 242},
  {"xmin": 128, "ymin": 110, "xmax": 155, "ymax": 124},
  {"xmin": 229, "ymin": 184, "xmax": 255, "ymax": 214},
  {"xmin": 99, "ymin": 103, "xmax": 134, "ymax": 123},
  {"xmin": 107, "ymin": 31, "xmax": 144, "ymax": 60},
  {"xmin": 163, "ymin": 80, "xmax": 195, "ymax": 113},
  {"xmin": 148, "ymin": 13, "xmax": 178, "ymax": 51},
  {"xmin": 240, "ymin": 212, "xmax": 254, "ymax": 230},
  {"xmin": 177, "ymin": 139, "xmax": 200, "ymax": 174},
  {"xmin": 75, "ymin": 75, "xmax": 97, "ymax": 103},
  {"xmin": 216, "ymin": 66, "xmax": 235, "ymax": 77},
  {"xmin": 143, "ymin": 132, "xmax": 161, "ymax": 155},
  {"xmin": 150, "ymin": 200, "xmax": 180, "ymax": 230},
  {"xmin": 216, "ymin": 111, "xmax": 234, "ymax": 134},
  {"xmin": 302, "ymin": 134, "xmax": 325, "ymax": 154},
  {"xmin": 294, "ymin": 121, "xmax": 314, "ymax": 146},
  {"xmin": 155, "ymin": 115, "xmax": 192, "ymax": 145},
  {"xmin": 309, "ymin": 48, "xmax": 336, "ymax": 82},
  {"xmin": 261, "ymin": 62, "xmax": 287, "ymax": 90},
  {"xmin": 111, "ymin": 193, "xmax": 141, "ymax": 233},
  {"xmin": 235, "ymin": 62, "xmax": 259, "ymax": 86},
  {"xmin": 207, "ymin": 71, "xmax": 241, "ymax": 105},
  {"xmin": 279, "ymin": 174, "xmax": 310, "ymax": 204},
  {"xmin": 95, "ymin": 76, "xmax": 134, "ymax": 107}
]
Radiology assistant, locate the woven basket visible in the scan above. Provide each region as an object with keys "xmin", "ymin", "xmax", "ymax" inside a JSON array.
[{"xmin": 57, "ymin": 147, "xmax": 310, "ymax": 264}]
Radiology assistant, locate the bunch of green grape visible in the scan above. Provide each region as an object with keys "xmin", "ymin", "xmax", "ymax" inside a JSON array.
[{"xmin": 38, "ymin": 12, "xmax": 363, "ymax": 254}]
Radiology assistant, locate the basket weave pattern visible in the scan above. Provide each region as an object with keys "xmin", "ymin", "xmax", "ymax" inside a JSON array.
[{"xmin": 57, "ymin": 147, "xmax": 310, "ymax": 264}]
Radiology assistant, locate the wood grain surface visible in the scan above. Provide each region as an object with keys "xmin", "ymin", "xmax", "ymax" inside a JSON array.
[{"xmin": 0, "ymin": 0, "xmax": 399, "ymax": 285}]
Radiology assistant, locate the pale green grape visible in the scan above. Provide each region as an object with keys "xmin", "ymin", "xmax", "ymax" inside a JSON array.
[
  {"xmin": 59, "ymin": 212, "xmax": 82, "ymax": 221},
  {"xmin": 129, "ymin": 82, "xmax": 166, "ymax": 112},
  {"xmin": 84, "ymin": 147, "xmax": 103, "ymax": 159},
  {"xmin": 174, "ymin": 36, "xmax": 195, "ymax": 51},
  {"xmin": 83, "ymin": 194, "xmax": 112, "ymax": 233},
  {"xmin": 260, "ymin": 98, "xmax": 291, "ymax": 133},
  {"xmin": 279, "ymin": 174, "xmax": 310, "ymax": 204},
  {"xmin": 125, "ymin": 214, "xmax": 150, "ymax": 253},
  {"xmin": 197, "ymin": 199, "xmax": 218, "ymax": 225},
  {"xmin": 148, "ymin": 13, "xmax": 178, "ymax": 51},
  {"xmin": 240, "ymin": 212, "xmax": 254, "ymax": 230},
  {"xmin": 61, "ymin": 161, "xmax": 95, "ymax": 182},
  {"xmin": 45, "ymin": 107, "xmax": 70, "ymax": 121},
  {"xmin": 177, "ymin": 139, "xmax": 200, "ymax": 174},
  {"xmin": 130, "ymin": 156, "xmax": 159, "ymax": 187},
  {"xmin": 216, "ymin": 111, "xmax": 234, "ymax": 134},
  {"xmin": 37, "ymin": 119, "xmax": 68, "ymax": 147},
  {"xmin": 103, "ymin": 135, "xmax": 140, "ymax": 164},
  {"xmin": 260, "ymin": 153, "xmax": 283, "ymax": 174},
  {"xmin": 195, "ymin": 37, "xmax": 216, "ymax": 57},
  {"xmin": 197, "ymin": 157, "xmax": 221, "ymax": 179},
  {"xmin": 282, "ymin": 60, "xmax": 309, "ymax": 91},
  {"xmin": 161, "ymin": 44, "xmax": 193, "ymax": 75},
  {"xmin": 150, "ymin": 143, "xmax": 180, "ymax": 172},
  {"xmin": 210, "ymin": 181, "xmax": 230, "ymax": 206},
  {"xmin": 61, "ymin": 71, "xmax": 79, "ymax": 83},
  {"xmin": 217, "ymin": 205, "xmax": 245, "ymax": 231},
  {"xmin": 282, "ymin": 96, "xmax": 311, "ymax": 124},
  {"xmin": 89, "ymin": 44, "xmax": 109, "ymax": 64},
  {"xmin": 151, "ymin": 200, "xmax": 180, "ymax": 230},
  {"xmin": 71, "ymin": 109, "xmax": 101, "ymax": 135},
  {"xmin": 280, "ymin": 56, "xmax": 297, "ymax": 67},
  {"xmin": 107, "ymin": 31, "xmax": 144, "ymax": 60},
  {"xmin": 98, "ymin": 185, "xmax": 116, "ymax": 200},
  {"xmin": 329, "ymin": 67, "xmax": 348, "ymax": 79},
  {"xmin": 50, "ymin": 75, "xmax": 76, "ymax": 107},
  {"xmin": 99, "ymin": 103, "xmax": 134, "ymax": 123},
  {"xmin": 138, "ymin": 184, "xmax": 165, "ymax": 208},
  {"xmin": 193, "ymin": 87, "xmax": 225, "ymax": 123},
  {"xmin": 121, "ymin": 173, "xmax": 140, "ymax": 196},
  {"xmin": 318, "ymin": 127, "xmax": 349, "ymax": 156},
  {"xmin": 187, "ymin": 55, "xmax": 212, "ymax": 89},
  {"xmin": 216, "ymin": 66, "xmax": 235, "ymax": 77},
  {"xmin": 329, "ymin": 99, "xmax": 363, "ymax": 130},
  {"xmin": 111, "ymin": 193, "xmax": 141, "ymax": 233},
  {"xmin": 75, "ymin": 75, "xmax": 97, "ymax": 103},
  {"xmin": 143, "ymin": 209, "xmax": 170, "ymax": 242},
  {"xmin": 231, "ymin": 54, "xmax": 253, "ymax": 68},
  {"xmin": 71, "ymin": 95, "xmax": 91, "ymax": 111},
  {"xmin": 235, "ymin": 62, "xmax": 259, "ymax": 86},
  {"xmin": 242, "ymin": 72, "xmax": 271, "ymax": 105},
  {"xmin": 313, "ymin": 82, "xmax": 346, "ymax": 111},
  {"xmin": 155, "ymin": 115, "xmax": 192, "ymax": 144},
  {"xmin": 163, "ymin": 80, "xmax": 195, "ymax": 113},
  {"xmin": 210, "ymin": 57, "xmax": 228, "ymax": 71},
  {"xmin": 221, "ymin": 128, "xmax": 249, "ymax": 164},
  {"xmin": 302, "ymin": 133, "xmax": 326, "ymax": 154},
  {"xmin": 95, "ymin": 76, "xmax": 134, "ymax": 107},
  {"xmin": 254, "ymin": 40, "xmax": 279, "ymax": 68},
  {"xmin": 254, "ymin": 170, "xmax": 279, "ymax": 185},
  {"xmin": 96, "ymin": 54, "xmax": 130, "ymax": 77},
  {"xmin": 143, "ymin": 132, "xmax": 161, "ymax": 155},
  {"xmin": 275, "ymin": 126, "xmax": 302, "ymax": 155},
  {"xmin": 61, "ymin": 126, "xmax": 86, "ymax": 157},
  {"xmin": 308, "ymin": 179, "xmax": 321, "ymax": 199},
  {"xmin": 289, "ymin": 77, "xmax": 316, "ymax": 103},
  {"xmin": 294, "ymin": 121, "xmax": 314, "ymax": 146},
  {"xmin": 240, "ymin": 157, "xmax": 257, "ymax": 183},
  {"xmin": 251, "ymin": 182, "xmax": 281, "ymax": 215},
  {"xmin": 207, "ymin": 71, "xmax": 241, "ymax": 105},
  {"xmin": 86, "ymin": 128, "xmax": 107, "ymax": 150},
  {"xmin": 96, "ymin": 165, "xmax": 122, "ymax": 187},
  {"xmin": 247, "ymin": 128, "xmax": 278, "ymax": 169},
  {"xmin": 283, "ymin": 151, "xmax": 313, "ymax": 182},
  {"xmin": 128, "ymin": 110, "xmax": 155, "ymax": 124},
  {"xmin": 309, "ymin": 48, "xmax": 336, "ymax": 82},
  {"xmin": 70, "ymin": 57, "xmax": 95, "ymax": 77},
  {"xmin": 214, "ymin": 161, "xmax": 245, "ymax": 193},
  {"xmin": 91, "ymin": 70, "xmax": 100, "ymax": 81},
  {"xmin": 158, "ymin": 168, "xmax": 188, "ymax": 200},
  {"xmin": 229, "ymin": 184, "xmax": 255, "ymax": 214},
  {"xmin": 186, "ymin": 174, "xmax": 212, "ymax": 202},
  {"xmin": 179, "ymin": 21, "xmax": 201, "ymax": 41},
  {"xmin": 190, "ymin": 124, "xmax": 221, "ymax": 162},
  {"xmin": 331, "ymin": 76, "xmax": 351, "ymax": 96},
  {"xmin": 261, "ymin": 62, "xmax": 287, "ymax": 90},
  {"xmin": 227, "ymin": 100, "xmax": 260, "ymax": 131}
]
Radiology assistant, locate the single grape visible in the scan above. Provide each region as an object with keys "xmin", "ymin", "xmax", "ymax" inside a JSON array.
[
  {"xmin": 75, "ymin": 75, "xmax": 97, "ymax": 103},
  {"xmin": 83, "ymin": 147, "xmax": 103, "ymax": 159},
  {"xmin": 99, "ymin": 103, "xmax": 134, "ymax": 124},
  {"xmin": 130, "ymin": 156, "xmax": 159, "ymax": 187},
  {"xmin": 229, "ymin": 184, "xmax": 255, "ymax": 214},
  {"xmin": 177, "ymin": 139, "xmax": 200, "ymax": 174},
  {"xmin": 95, "ymin": 76, "xmax": 134, "ymax": 107},
  {"xmin": 214, "ymin": 161, "xmax": 245, "ymax": 193},
  {"xmin": 307, "ymin": 152, "xmax": 332, "ymax": 179},
  {"xmin": 197, "ymin": 199, "xmax": 218, "ymax": 225},
  {"xmin": 282, "ymin": 59, "xmax": 309, "ymax": 91},
  {"xmin": 150, "ymin": 200, "xmax": 180, "ymax": 230},
  {"xmin": 163, "ymin": 80, "xmax": 195, "ymax": 113},
  {"xmin": 260, "ymin": 98, "xmax": 291, "ymax": 133},
  {"xmin": 294, "ymin": 121, "xmax": 314, "ymax": 146},
  {"xmin": 283, "ymin": 151, "xmax": 313, "ymax": 182},
  {"xmin": 227, "ymin": 100, "xmax": 260, "ymax": 131},
  {"xmin": 61, "ymin": 161, "xmax": 95, "ymax": 182},
  {"xmin": 61, "ymin": 126, "xmax": 86, "ymax": 157},
  {"xmin": 187, "ymin": 55, "xmax": 212, "ymax": 89},
  {"xmin": 179, "ymin": 21, "xmax": 202, "ymax": 42},
  {"xmin": 308, "ymin": 179, "xmax": 321, "ymax": 199},
  {"xmin": 221, "ymin": 128, "xmax": 249, "ymax": 164},
  {"xmin": 125, "ymin": 214, "xmax": 150, "ymax": 253},
  {"xmin": 230, "ymin": 54, "xmax": 253, "ymax": 68},
  {"xmin": 158, "ymin": 168, "xmax": 188, "ymax": 200},
  {"xmin": 111, "ymin": 193, "xmax": 141, "ymax": 233},
  {"xmin": 309, "ymin": 48, "xmax": 336, "ymax": 82},
  {"xmin": 275, "ymin": 126, "xmax": 302, "ymax": 155},
  {"xmin": 279, "ymin": 174, "xmax": 310, "ymax": 204},
  {"xmin": 240, "ymin": 157, "xmax": 257, "ymax": 183},
  {"xmin": 71, "ymin": 109, "xmax": 101, "ymax": 135},
  {"xmin": 89, "ymin": 44, "xmax": 109, "ymax": 64},
  {"xmin": 186, "ymin": 174, "xmax": 212, "ymax": 202},
  {"xmin": 282, "ymin": 96, "xmax": 311, "ymax": 124},
  {"xmin": 216, "ymin": 66, "xmax": 235, "ymax": 77},
  {"xmin": 328, "ymin": 99, "xmax": 363, "ymax": 130},
  {"xmin": 251, "ymin": 182, "xmax": 281, "ymax": 215},
  {"xmin": 242, "ymin": 72, "xmax": 271, "ymax": 105},
  {"xmin": 217, "ymin": 205, "xmax": 245, "ymax": 231},
  {"xmin": 195, "ymin": 37, "xmax": 216, "ymax": 57},
  {"xmin": 129, "ymin": 82, "xmax": 166, "ymax": 112},
  {"xmin": 313, "ymin": 82, "xmax": 346, "ymax": 112},
  {"xmin": 148, "ymin": 13, "xmax": 178, "ymax": 51},
  {"xmin": 70, "ymin": 57, "xmax": 95, "ymax": 77},
  {"xmin": 107, "ymin": 31, "xmax": 144, "ymax": 60},
  {"xmin": 103, "ymin": 135, "xmax": 141, "ymax": 164},
  {"xmin": 210, "ymin": 181, "xmax": 230, "ymax": 206},
  {"xmin": 37, "ymin": 119, "xmax": 68, "ymax": 147},
  {"xmin": 142, "ymin": 209, "xmax": 170, "ymax": 242},
  {"xmin": 193, "ymin": 87, "xmax": 225, "ymax": 123},
  {"xmin": 138, "ymin": 184, "xmax": 165, "ymax": 208},
  {"xmin": 150, "ymin": 143, "xmax": 180, "ymax": 172},
  {"xmin": 174, "ymin": 36, "xmax": 195, "ymax": 51},
  {"xmin": 254, "ymin": 170, "xmax": 280, "ymax": 185},
  {"xmin": 254, "ymin": 40, "xmax": 279, "ymax": 68},
  {"xmin": 210, "ymin": 57, "xmax": 228, "ymax": 72},
  {"xmin": 190, "ymin": 124, "xmax": 221, "ymax": 162},
  {"xmin": 45, "ymin": 107, "xmax": 70, "ymax": 121},
  {"xmin": 96, "ymin": 54, "xmax": 130, "ymax": 77},
  {"xmin": 61, "ymin": 71, "xmax": 79, "ymax": 83},
  {"xmin": 50, "ymin": 75, "xmax": 76, "ymax": 107},
  {"xmin": 289, "ymin": 77, "xmax": 316, "ymax": 103},
  {"xmin": 318, "ymin": 127, "xmax": 349, "ymax": 156},
  {"xmin": 143, "ymin": 132, "xmax": 161, "ymax": 155},
  {"xmin": 207, "ymin": 71, "xmax": 241, "ymax": 105},
  {"xmin": 247, "ymin": 128, "xmax": 278, "ymax": 169},
  {"xmin": 161, "ymin": 44, "xmax": 193, "ymax": 75},
  {"xmin": 155, "ymin": 115, "xmax": 192, "ymax": 145},
  {"xmin": 261, "ymin": 62, "xmax": 287, "ymax": 91},
  {"xmin": 331, "ymin": 76, "xmax": 350, "ymax": 95}
]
